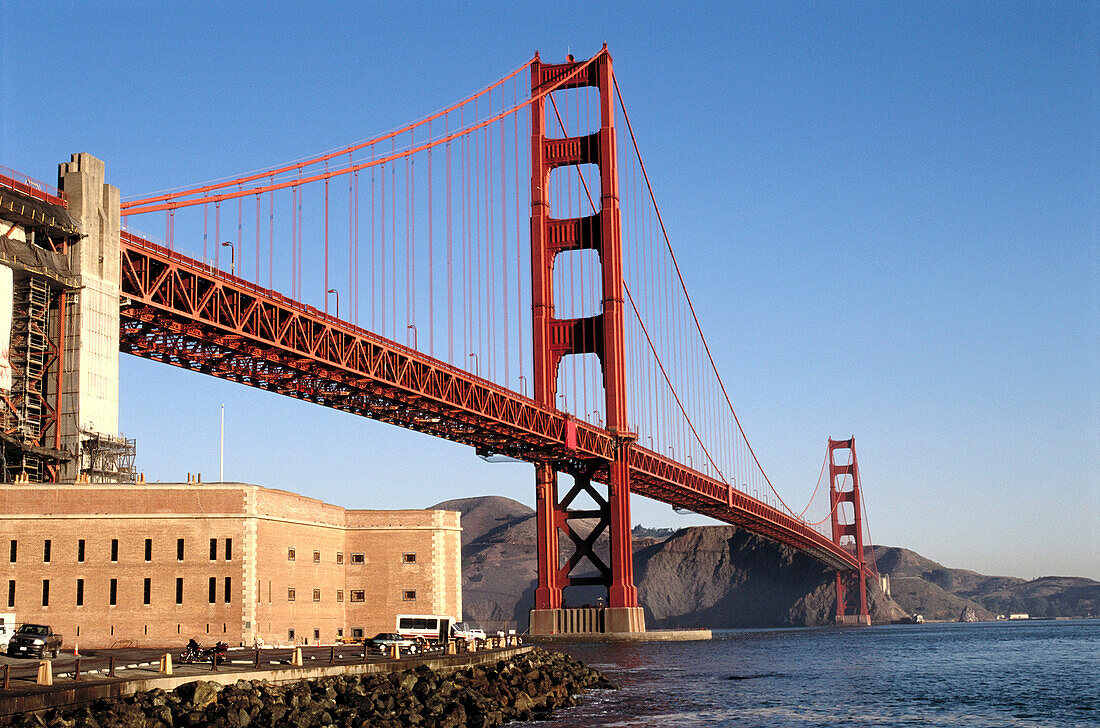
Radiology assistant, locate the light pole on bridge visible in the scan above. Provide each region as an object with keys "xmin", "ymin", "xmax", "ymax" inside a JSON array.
[
  {"xmin": 407, "ymin": 324, "xmax": 417, "ymax": 350},
  {"xmin": 468, "ymin": 353, "xmax": 479, "ymax": 377},
  {"xmin": 326, "ymin": 289, "xmax": 339, "ymax": 319},
  {"xmin": 221, "ymin": 241, "xmax": 235, "ymax": 276},
  {"xmin": 518, "ymin": 375, "xmax": 527, "ymax": 397}
]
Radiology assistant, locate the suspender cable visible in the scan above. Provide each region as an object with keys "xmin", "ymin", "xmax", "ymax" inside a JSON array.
[
  {"xmin": 499, "ymin": 115, "xmax": 509, "ymax": 385},
  {"xmin": 325, "ymin": 162, "xmax": 330, "ymax": 313},
  {"xmin": 446, "ymin": 120, "xmax": 453, "ymax": 365}
]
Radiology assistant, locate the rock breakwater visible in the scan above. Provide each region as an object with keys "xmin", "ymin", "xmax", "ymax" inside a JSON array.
[{"xmin": 6, "ymin": 648, "xmax": 611, "ymax": 728}]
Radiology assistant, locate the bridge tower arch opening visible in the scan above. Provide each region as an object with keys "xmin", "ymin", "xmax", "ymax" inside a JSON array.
[
  {"xmin": 529, "ymin": 47, "xmax": 644, "ymax": 634},
  {"xmin": 829, "ymin": 437, "xmax": 872, "ymax": 626}
]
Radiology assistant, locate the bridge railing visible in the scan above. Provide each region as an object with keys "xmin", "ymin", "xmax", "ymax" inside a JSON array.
[{"xmin": 0, "ymin": 164, "xmax": 67, "ymax": 207}]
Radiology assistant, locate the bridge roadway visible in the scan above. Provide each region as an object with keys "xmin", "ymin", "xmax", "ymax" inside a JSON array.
[{"xmin": 118, "ymin": 231, "xmax": 861, "ymax": 574}]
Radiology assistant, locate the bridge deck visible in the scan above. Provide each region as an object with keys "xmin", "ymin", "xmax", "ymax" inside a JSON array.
[{"xmin": 119, "ymin": 232, "xmax": 862, "ymax": 573}]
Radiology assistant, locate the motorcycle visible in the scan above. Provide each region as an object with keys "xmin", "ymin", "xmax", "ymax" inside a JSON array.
[{"xmin": 180, "ymin": 639, "xmax": 229, "ymax": 664}]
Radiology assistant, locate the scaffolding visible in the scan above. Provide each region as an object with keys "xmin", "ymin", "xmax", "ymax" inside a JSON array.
[
  {"xmin": 1, "ymin": 273, "xmax": 61, "ymax": 482},
  {"xmin": 79, "ymin": 428, "xmax": 136, "ymax": 483},
  {"xmin": 0, "ymin": 176, "xmax": 80, "ymax": 482}
]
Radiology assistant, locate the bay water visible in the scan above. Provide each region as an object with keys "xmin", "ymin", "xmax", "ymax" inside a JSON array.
[{"xmin": 521, "ymin": 620, "xmax": 1098, "ymax": 727}]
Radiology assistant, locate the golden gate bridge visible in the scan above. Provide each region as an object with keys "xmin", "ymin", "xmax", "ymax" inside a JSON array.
[{"xmin": 6, "ymin": 46, "xmax": 878, "ymax": 632}]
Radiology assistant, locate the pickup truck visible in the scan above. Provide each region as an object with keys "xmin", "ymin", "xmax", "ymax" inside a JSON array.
[
  {"xmin": 6, "ymin": 624, "xmax": 62, "ymax": 658},
  {"xmin": 450, "ymin": 622, "xmax": 487, "ymax": 643}
]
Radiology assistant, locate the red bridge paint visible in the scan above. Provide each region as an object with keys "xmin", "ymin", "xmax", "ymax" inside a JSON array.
[{"xmin": 108, "ymin": 47, "xmax": 876, "ymax": 621}]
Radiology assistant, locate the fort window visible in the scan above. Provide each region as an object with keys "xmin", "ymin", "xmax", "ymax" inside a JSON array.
[
  {"xmin": 336, "ymin": 590, "xmax": 344, "ymax": 603},
  {"xmin": 313, "ymin": 589, "xmax": 321, "ymax": 602},
  {"xmin": 336, "ymin": 552, "xmax": 343, "ymax": 564},
  {"xmin": 224, "ymin": 577, "xmax": 232, "ymax": 603},
  {"xmin": 288, "ymin": 629, "xmax": 295, "ymax": 641},
  {"xmin": 352, "ymin": 628, "xmax": 363, "ymax": 639},
  {"xmin": 288, "ymin": 548, "xmax": 296, "ymax": 561},
  {"xmin": 177, "ymin": 538, "xmax": 184, "ymax": 561},
  {"xmin": 208, "ymin": 577, "xmax": 217, "ymax": 604},
  {"xmin": 337, "ymin": 628, "xmax": 344, "ymax": 638},
  {"xmin": 176, "ymin": 578, "xmax": 183, "ymax": 604},
  {"xmin": 402, "ymin": 552, "xmax": 416, "ymax": 564},
  {"xmin": 78, "ymin": 539, "xmax": 85, "ymax": 563},
  {"xmin": 6, "ymin": 580, "xmax": 13, "ymax": 608},
  {"xmin": 144, "ymin": 578, "xmax": 151, "ymax": 605},
  {"xmin": 313, "ymin": 629, "xmax": 320, "ymax": 641},
  {"xmin": 403, "ymin": 590, "xmax": 417, "ymax": 601},
  {"xmin": 145, "ymin": 538, "xmax": 152, "ymax": 562},
  {"xmin": 76, "ymin": 579, "xmax": 84, "ymax": 606},
  {"xmin": 42, "ymin": 579, "xmax": 50, "ymax": 607},
  {"xmin": 209, "ymin": 538, "xmax": 217, "ymax": 561},
  {"xmin": 111, "ymin": 539, "xmax": 118, "ymax": 562},
  {"xmin": 225, "ymin": 539, "xmax": 232, "ymax": 560},
  {"xmin": 313, "ymin": 550, "xmax": 321, "ymax": 563},
  {"xmin": 350, "ymin": 591, "xmax": 364, "ymax": 602},
  {"xmin": 8, "ymin": 540, "xmax": 14, "ymax": 563},
  {"xmin": 109, "ymin": 579, "xmax": 117, "ymax": 606},
  {"xmin": 43, "ymin": 539, "xmax": 51, "ymax": 563},
  {"xmin": 350, "ymin": 553, "xmax": 364, "ymax": 564},
  {"xmin": 288, "ymin": 588, "xmax": 296, "ymax": 601}
]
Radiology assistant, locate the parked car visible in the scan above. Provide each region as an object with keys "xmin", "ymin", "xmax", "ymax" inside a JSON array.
[
  {"xmin": 450, "ymin": 622, "xmax": 487, "ymax": 643},
  {"xmin": 366, "ymin": 632, "xmax": 420, "ymax": 655},
  {"xmin": 6, "ymin": 624, "xmax": 62, "ymax": 658}
]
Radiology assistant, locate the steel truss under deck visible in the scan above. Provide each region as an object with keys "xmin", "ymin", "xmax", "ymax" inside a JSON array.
[{"xmin": 119, "ymin": 231, "xmax": 866, "ymax": 574}]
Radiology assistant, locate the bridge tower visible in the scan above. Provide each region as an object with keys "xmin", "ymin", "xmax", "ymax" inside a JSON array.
[
  {"xmin": 56, "ymin": 154, "xmax": 133, "ymax": 482},
  {"xmin": 829, "ymin": 437, "xmax": 872, "ymax": 626},
  {"xmin": 528, "ymin": 47, "xmax": 644, "ymax": 634}
]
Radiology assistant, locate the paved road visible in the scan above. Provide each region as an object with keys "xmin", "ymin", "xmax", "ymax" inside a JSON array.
[{"xmin": 0, "ymin": 642, "xmax": 441, "ymax": 690}]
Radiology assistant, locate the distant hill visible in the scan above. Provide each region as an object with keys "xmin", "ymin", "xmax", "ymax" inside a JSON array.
[
  {"xmin": 869, "ymin": 546, "xmax": 1099, "ymax": 621},
  {"xmin": 430, "ymin": 497, "xmax": 1099, "ymax": 630},
  {"xmin": 431, "ymin": 496, "xmax": 907, "ymax": 630}
]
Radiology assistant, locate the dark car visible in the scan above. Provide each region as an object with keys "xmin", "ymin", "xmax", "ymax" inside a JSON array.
[{"xmin": 6, "ymin": 624, "xmax": 62, "ymax": 658}]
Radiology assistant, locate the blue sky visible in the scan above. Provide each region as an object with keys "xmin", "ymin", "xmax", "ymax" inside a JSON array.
[{"xmin": 2, "ymin": 2, "xmax": 1096, "ymax": 580}]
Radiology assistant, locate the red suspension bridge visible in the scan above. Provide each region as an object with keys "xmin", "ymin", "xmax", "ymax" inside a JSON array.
[{"xmin": 13, "ymin": 46, "xmax": 878, "ymax": 631}]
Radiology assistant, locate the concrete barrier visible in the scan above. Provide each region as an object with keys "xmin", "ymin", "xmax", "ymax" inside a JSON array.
[{"xmin": 0, "ymin": 645, "xmax": 534, "ymax": 717}]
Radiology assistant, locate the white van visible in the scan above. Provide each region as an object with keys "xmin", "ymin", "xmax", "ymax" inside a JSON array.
[
  {"xmin": 0, "ymin": 614, "xmax": 17, "ymax": 650},
  {"xmin": 395, "ymin": 614, "xmax": 453, "ymax": 644}
]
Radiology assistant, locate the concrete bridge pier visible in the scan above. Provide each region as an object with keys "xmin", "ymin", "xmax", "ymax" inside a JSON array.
[{"xmin": 56, "ymin": 153, "xmax": 127, "ymax": 482}]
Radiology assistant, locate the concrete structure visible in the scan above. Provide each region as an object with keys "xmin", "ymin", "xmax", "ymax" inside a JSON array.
[
  {"xmin": 57, "ymin": 154, "xmax": 124, "ymax": 481},
  {"xmin": 0, "ymin": 155, "xmax": 131, "ymax": 483},
  {"xmin": 0, "ymin": 482, "xmax": 461, "ymax": 648},
  {"xmin": 0, "ymin": 645, "xmax": 532, "ymax": 718}
]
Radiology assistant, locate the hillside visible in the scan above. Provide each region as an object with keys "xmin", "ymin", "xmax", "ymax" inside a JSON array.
[
  {"xmin": 870, "ymin": 546, "xmax": 1100, "ymax": 621},
  {"xmin": 431, "ymin": 496, "xmax": 907, "ymax": 629},
  {"xmin": 432, "ymin": 497, "xmax": 1099, "ymax": 629}
]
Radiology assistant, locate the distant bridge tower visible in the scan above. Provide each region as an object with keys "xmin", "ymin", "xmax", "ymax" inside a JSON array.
[
  {"xmin": 528, "ymin": 46, "xmax": 645, "ymax": 635},
  {"xmin": 829, "ymin": 437, "xmax": 872, "ymax": 626}
]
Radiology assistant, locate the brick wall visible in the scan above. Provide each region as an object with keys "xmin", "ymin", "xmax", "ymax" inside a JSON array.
[{"xmin": 0, "ymin": 484, "xmax": 461, "ymax": 649}]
